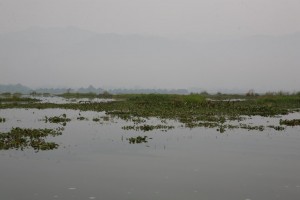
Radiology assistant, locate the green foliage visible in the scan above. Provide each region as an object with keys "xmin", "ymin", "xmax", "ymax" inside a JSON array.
[
  {"xmin": 45, "ymin": 114, "xmax": 70, "ymax": 126},
  {"xmin": 1, "ymin": 92, "xmax": 11, "ymax": 96},
  {"xmin": 267, "ymin": 125, "xmax": 285, "ymax": 131},
  {"xmin": 1, "ymin": 93, "xmax": 300, "ymax": 133},
  {"xmin": 127, "ymin": 136, "xmax": 150, "ymax": 144},
  {"xmin": 0, "ymin": 127, "xmax": 62, "ymax": 151},
  {"xmin": 280, "ymin": 119, "xmax": 300, "ymax": 126},
  {"xmin": 77, "ymin": 116, "xmax": 87, "ymax": 120},
  {"xmin": 92, "ymin": 117, "xmax": 100, "ymax": 122},
  {"xmin": 0, "ymin": 117, "xmax": 5, "ymax": 123},
  {"xmin": 259, "ymin": 94, "xmax": 300, "ymax": 102},
  {"xmin": 127, "ymin": 93, "xmax": 205, "ymax": 106},
  {"xmin": 122, "ymin": 124, "xmax": 174, "ymax": 132},
  {"xmin": 182, "ymin": 94, "xmax": 206, "ymax": 104},
  {"xmin": 0, "ymin": 96, "xmax": 40, "ymax": 103},
  {"xmin": 239, "ymin": 123, "xmax": 265, "ymax": 131}
]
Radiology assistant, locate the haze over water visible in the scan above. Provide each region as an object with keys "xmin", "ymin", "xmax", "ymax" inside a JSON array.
[{"xmin": 0, "ymin": 0, "xmax": 300, "ymax": 92}]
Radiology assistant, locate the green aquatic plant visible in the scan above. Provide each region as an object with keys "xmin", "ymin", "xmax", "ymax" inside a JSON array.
[
  {"xmin": 122, "ymin": 124, "xmax": 174, "ymax": 132},
  {"xmin": 279, "ymin": 119, "xmax": 300, "ymax": 126},
  {"xmin": 92, "ymin": 117, "xmax": 100, "ymax": 122},
  {"xmin": 45, "ymin": 114, "xmax": 71, "ymax": 126},
  {"xmin": 216, "ymin": 125, "xmax": 226, "ymax": 133},
  {"xmin": 77, "ymin": 116, "xmax": 87, "ymax": 120},
  {"xmin": 0, "ymin": 127, "xmax": 62, "ymax": 151},
  {"xmin": 0, "ymin": 96, "xmax": 40, "ymax": 103},
  {"xmin": 101, "ymin": 116, "xmax": 110, "ymax": 121},
  {"xmin": 239, "ymin": 123, "xmax": 265, "ymax": 131},
  {"xmin": 91, "ymin": 116, "xmax": 111, "ymax": 123},
  {"xmin": 183, "ymin": 121, "xmax": 219, "ymax": 129},
  {"xmin": 267, "ymin": 125, "xmax": 285, "ymax": 131},
  {"xmin": 132, "ymin": 117, "xmax": 147, "ymax": 124},
  {"xmin": 1, "ymin": 93, "xmax": 300, "ymax": 133},
  {"xmin": 127, "ymin": 136, "xmax": 151, "ymax": 144}
]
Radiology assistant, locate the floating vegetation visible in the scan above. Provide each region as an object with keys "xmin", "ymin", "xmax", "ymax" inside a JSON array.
[
  {"xmin": 132, "ymin": 117, "xmax": 146, "ymax": 124},
  {"xmin": 184, "ymin": 121, "xmax": 219, "ymax": 129},
  {"xmin": 101, "ymin": 116, "xmax": 110, "ymax": 121},
  {"xmin": 216, "ymin": 125, "xmax": 226, "ymax": 133},
  {"xmin": 0, "ymin": 95, "xmax": 40, "ymax": 103},
  {"xmin": 1, "ymin": 93, "xmax": 300, "ymax": 133},
  {"xmin": 279, "ymin": 119, "xmax": 300, "ymax": 126},
  {"xmin": 0, "ymin": 127, "xmax": 62, "ymax": 151},
  {"xmin": 0, "ymin": 92, "xmax": 298, "ymax": 153},
  {"xmin": 45, "ymin": 114, "xmax": 71, "ymax": 126},
  {"xmin": 239, "ymin": 123, "xmax": 265, "ymax": 131},
  {"xmin": 122, "ymin": 124, "xmax": 174, "ymax": 132},
  {"xmin": 92, "ymin": 116, "xmax": 111, "ymax": 123},
  {"xmin": 267, "ymin": 125, "xmax": 285, "ymax": 131},
  {"xmin": 0, "ymin": 117, "xmax": 5, "ymax": 123},
  {"xmin": 77, "ymin": 116, "xmax": 87, "ymax": 120},
  {"xmin": 127, "ymin": 136, "xmax": 151, "ymax": 144},
  {"xmin": 92, "ymin": 117, "xmax": 100, "ymax": 122}
]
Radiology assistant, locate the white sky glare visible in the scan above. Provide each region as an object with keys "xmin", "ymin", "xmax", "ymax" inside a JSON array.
[
  {"xmin": 0, "ymin": 0, "xmax": 300, "ymax": 92},
  {"xmin": 1, "ymin": 0, "xmax": 299, "ymax": 37}
]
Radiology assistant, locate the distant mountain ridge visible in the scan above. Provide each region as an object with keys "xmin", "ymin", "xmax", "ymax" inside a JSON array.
[
  {"xmin": 0, "ymin": 84, "xmax": 104, "ymax": 94},
  {"xmin": 0, "ymin": 84, "xmax": 31, "ymax": 94},
  {"xmin": 1, "ymin": 27, "xmax": 299, "ymax": 92},
  {"xmin": 0, "ymin": 83, "xmax": 189, "ymax": 95}
]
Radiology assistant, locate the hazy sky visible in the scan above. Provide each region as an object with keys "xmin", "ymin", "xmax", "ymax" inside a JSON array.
[
  {"xmin": 0, "ymin": 0, "xmax": 300, "ymax": 92},
  {"xmin": 1, "ymin": 0, "xmax": 299, "ymax": 38}
]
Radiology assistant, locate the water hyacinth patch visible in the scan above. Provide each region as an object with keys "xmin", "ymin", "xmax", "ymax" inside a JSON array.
[
  {"xmin": 0, "ymin": 117, "xmax": 5, "ymax": 123},
  {"xmin": 126, "ymin": 136, "xmax": 151, "ymax": 144},
  {"xmin": 279, "ymin": 119, "xmax": 300, "ymax": 126},
  {"xmin": 44, "ymin": 114, "xmax": 71, "ymax": 126},
  {"xmin": 0, "ymin": 127, "xmax": 62, "ymax": 151}
]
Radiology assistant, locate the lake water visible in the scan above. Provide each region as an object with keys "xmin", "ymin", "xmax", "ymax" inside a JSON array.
[
  {"xmin": 33, "ymin": 96, "xmax": 115, "ymax": 104},
  {"xmin": 1, "ymin": 108, "xmax": 300, "ymax": 200}
]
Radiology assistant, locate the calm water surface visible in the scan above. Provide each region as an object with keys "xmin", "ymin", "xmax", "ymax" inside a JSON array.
[{"xmin": 0, "ymin": 109, "xmax": 300, "ymax": 200}]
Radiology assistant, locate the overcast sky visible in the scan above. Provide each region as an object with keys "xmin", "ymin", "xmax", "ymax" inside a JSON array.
[
  {"xmin": 0, "ymin": 0, "xmax": 299, "ymax": 92},
  {"xmin": 1, "ymin": 0, "xmax": 299, "ymax": 38}
]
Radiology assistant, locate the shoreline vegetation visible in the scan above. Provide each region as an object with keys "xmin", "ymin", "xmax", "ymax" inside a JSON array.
[{"xmin": 1, "ymin": 91, "xmax": 300, "ymax": 150}]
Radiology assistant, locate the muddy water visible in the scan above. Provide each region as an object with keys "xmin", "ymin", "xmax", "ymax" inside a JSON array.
[{"xmin": 0, "ymin": 109, "xmax": 300, "ymax": 200}]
